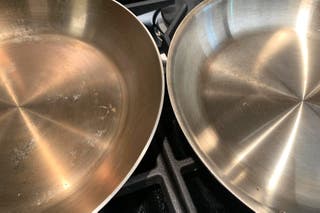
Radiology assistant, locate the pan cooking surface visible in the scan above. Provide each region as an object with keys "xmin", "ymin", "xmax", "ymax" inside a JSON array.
[
  {"xmin": 0, "ymin": 0, "xmax": 164, "ymax": 212},
  {"xmin": 167, "ymin": 0, "xmax": 320, "ymax": 211},
  {"xmin": 199, "ymin": 29, "xmax": 320, "ymax": 210},
  {"xmin": 0, "ymin": 34, "xmax": 127, "ymax": 210},
  {"xmin": 200, "ymin": 29, "xmax": 320, "ymax": 146}
]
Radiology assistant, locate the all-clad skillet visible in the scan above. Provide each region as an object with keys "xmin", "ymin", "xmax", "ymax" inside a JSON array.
[
  {"xmin": 0, "ymin": 0, "xmax": 163, "ymax": 212},
  {"xmin": 167, "ymin": 0, "xmax": 320, "ymax": 212}
]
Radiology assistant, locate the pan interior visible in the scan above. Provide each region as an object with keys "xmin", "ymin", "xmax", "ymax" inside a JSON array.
[
  {"xmin": 169, "ymin": 0, "xmax": 320, "ymax": 212},
  {"xmin": 0, "ymin": 0, "xmax": 163, "ymax": 212},
  {"xmin": 0, "ymin": 34, "xmax": 127, "ymax": 210}
]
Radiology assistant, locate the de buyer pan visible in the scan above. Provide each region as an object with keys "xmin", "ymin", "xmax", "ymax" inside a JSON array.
[
  {"xmin": 167, "ymin": 0, "xmax": 320, "ymax": 212},
  {"xmin": 0, "ymin": 0, "xmax": 163, "ymax": 212}
]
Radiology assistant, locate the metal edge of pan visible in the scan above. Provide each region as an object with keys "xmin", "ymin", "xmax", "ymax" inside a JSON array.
[
  {"xmin": 166, "ymin": 0, "xmax": 271, "ymax": 212},
  {"xmin": 92, "ymin": 1, "xmax": 165, "ymax": 212}
]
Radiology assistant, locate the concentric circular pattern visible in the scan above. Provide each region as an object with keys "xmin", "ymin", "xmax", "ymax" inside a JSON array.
[
  {"xmin": 0, "ymin": 35, "xmax": 127, "ymax": 210},
  {"xmin": 198, "ymin": 29, "xmax": 320, "ymax": 211}
]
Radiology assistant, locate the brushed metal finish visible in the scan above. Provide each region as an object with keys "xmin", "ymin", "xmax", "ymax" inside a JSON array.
[
  {"xmin": 0, "ymin": 1, "xmax": 164, "ymax": 212},
  {"xmin": 167, "ymin": 0, "xmax": 320, "ymax": 212}
]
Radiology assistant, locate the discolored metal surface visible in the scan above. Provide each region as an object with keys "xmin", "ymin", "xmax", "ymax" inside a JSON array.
[
  {"xmin": 0, "ymin": 1, "xmax": 163, "ymax": 212},
  {"xmin": 167, "ymin": 0, "xmax": 320, "ymax": 212}
]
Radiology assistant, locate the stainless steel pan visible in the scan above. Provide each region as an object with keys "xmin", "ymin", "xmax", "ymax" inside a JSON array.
[
  {"xmin": 167, "ymin": 0, "xmax": 320, "ymax": 212},
  {"xmin": 0, "ymin": 0, "xmax": 163, "ymax": 212}
]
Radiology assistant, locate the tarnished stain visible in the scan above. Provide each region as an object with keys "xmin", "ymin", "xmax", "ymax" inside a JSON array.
[
  {"xmin": 12, "ymin": 139, "xmax": 36, "ymax": 168},
  {"xmin": 72, "ymin": 94, "xmax": 81, "ymax": 101}
]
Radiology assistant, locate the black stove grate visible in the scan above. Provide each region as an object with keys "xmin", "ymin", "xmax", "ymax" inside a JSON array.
[{"xmin": 101, "ymin": 95, "xmax": 253, "ymax": 213}]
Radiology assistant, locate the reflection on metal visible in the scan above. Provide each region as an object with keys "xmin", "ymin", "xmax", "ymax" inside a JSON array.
[
  {"xmin": 167, "ymin": 0, "xmax": 320, "ymax": 212},
  {"xmin": 26, "ymin": 109, "xmax": 110, "ymax": 150},
  {"xmin": 197, "ymin": 127, "xmax": 219, "ymax": 153},
  {"xmin": 19, "ymin": 108, "xmax": 71, "ymax": 190},
  {"xmin": 254, "ymin": 30, "xmax": 293, "ymax": 75},
  {"xmin": 224, "ymin": 106, "xmax": 296, "ymax": 176},
  {"xmin": 0, "ymin": 109, "xmax": 15, "ymax": 122},
  {"xmin": 267, "ymin": 1, "xmax": 314, "ymax": 191},
  {"xmin": 295, "ymin": 0, "xmax": 313, "ymax": 99},
  {"xmin": 20, "ymin": 38, "xmax": 108, "ymax": 106},
  {"xmin": 228, "ymin": 0, "xmax": 235, "ymax": 27},
  {"xmin": 0, "ymin": 71, "xmax": 18, "ymax": 105},
  {"xmin": 69, "ymin": 0, "xmax": 88, "ymax": 37},
  {"xmin": 208, "ymin": 60, "xmax": 297, "ymax": 99},
  {"xmin": 231, "ymin": 170, "xmax": 247, "ymax": 185},
  {"xmin": 0, "ymin": 50, "xmax": 19, "ymax": 105},
  {"xmin": 268, "ymin": 104, "xmax": 303, "ymax": 191},
  {"xmin": 0, "ymin": 1, "xmax": 163, "ymax": 212}
]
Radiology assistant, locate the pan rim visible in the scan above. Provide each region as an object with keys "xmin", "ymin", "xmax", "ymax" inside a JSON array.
[
  {"xmin": 92, "ymin": 1, "xmax": 165, "ymax": 212},
  {"xmin": 166, "ymin": 0, "xmax": 271, "ymax": 212}
]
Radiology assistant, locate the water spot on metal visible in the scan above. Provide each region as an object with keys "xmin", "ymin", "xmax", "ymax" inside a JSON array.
[
  {"xmin": 12, "ymin": 139, "xmax": 36, "ymax": 168},
  {"xmin": 72, "ymin": 94, "xmax": 81, "ymax": 101}
]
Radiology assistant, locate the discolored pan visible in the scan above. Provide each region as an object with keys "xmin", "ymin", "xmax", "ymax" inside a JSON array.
[{"xmin": 0, "ymin": 0, "xmax": 163, "ymax": 212}]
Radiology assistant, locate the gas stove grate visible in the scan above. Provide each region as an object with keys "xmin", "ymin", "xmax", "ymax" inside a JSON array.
[{"xmin": 101, "ymin": 96, "xmax": 252, "ymax": 213}]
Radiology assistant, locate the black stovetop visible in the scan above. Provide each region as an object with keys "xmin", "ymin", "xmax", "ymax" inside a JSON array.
[{"xmin": 101, "ymin": 1, "xmax": 253, "ymax": 212}]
